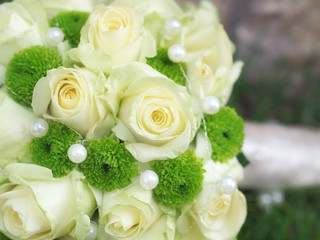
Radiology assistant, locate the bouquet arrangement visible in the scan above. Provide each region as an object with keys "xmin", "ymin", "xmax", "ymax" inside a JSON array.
[{"xmin": 0, "ymin": 0, "xmax": 247, "ymax": 239}]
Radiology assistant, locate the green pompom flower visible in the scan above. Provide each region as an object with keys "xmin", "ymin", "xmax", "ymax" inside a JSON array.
[
  {"xmin": 147, "ymin": 48, "xmax": 187, "ymax": 86},
  {"xmin": 5, "ymin": 46, "xmax": 62, "ymax": 106},
  {"xmin": 151, "ymin": 150, "xmax": 204, "ymax": 208},
  {"xmin": 0, "ymin": 232, "xmax": 10, "ymax": 240},
  {"xmin": 80, "ymin": 137, "xmax": 138, "ymax": 192},
  {"xmin": 50, "ymin": 11, "xmax": 90, "ymax": 48},
  {"xmin": 202, "ymin": 107, "xmax": 245, "ymax": 162},
  {"xmin": 30, "ymin": 122, "xmax": 81, "ymax": 177}
]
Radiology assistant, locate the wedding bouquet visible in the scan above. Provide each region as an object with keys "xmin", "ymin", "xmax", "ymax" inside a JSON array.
[{"xmin": 0, "ymin": 0, "xmax": 247, "ymax": 239}]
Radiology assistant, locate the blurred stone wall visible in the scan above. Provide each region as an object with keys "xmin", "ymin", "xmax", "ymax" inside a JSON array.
[{"xmin": 178, "ymin": 0, "xmax": 320, "ymax": 78}]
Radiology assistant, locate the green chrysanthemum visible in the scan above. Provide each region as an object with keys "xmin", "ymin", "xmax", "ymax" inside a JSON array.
[
  {"xmin": 0, "ymin": 232, "xmax": 10, "ymax": 240},
  {"xmin": 151, "ymin": 150, "xmax": 204, "ymax": 208},
  {"xmin": 30, "ymin": 122, "xmax": 81, "ymax": 177},
  {"xmin": 5, "ymin": 46, "xmax": 62, "ymax": 106},
  {"xmin": 50, "ymin": 11, "xmax": 90, "ymax": 48},
  {"xmin": 79, "ymin": 137, "xmax": 138, "ymax": 192},
  {"xmin": 202, "ymin": 107, "xmax": 245, "ymax": 162},
  {"xmin": 147, "ymin": 48, "xmax": 187, "ymax": 86}
]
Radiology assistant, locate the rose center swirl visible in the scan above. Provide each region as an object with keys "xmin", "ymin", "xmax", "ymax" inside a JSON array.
[
  {"xmin": 200, "ymin": 63, "xmax": 213, "ymax": 80},
  {"xmin": 57, "ymin": 81, "xmax": 81, "ymax": 110},
  {"xmin": 103, "ymin": 8, "xmax": 128, "ymax": 31},
  {"xmin": 208, "ymin": 198, "xmax": 230, "ymax": 219}
]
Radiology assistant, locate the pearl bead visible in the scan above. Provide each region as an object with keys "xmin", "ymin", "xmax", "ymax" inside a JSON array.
[
  {"xmin": 139, "ymin": 170, "xmax": 159, "ymax": 190},
  {"xmin": 46, "ymin": 27, "xmax": 64, "ymax": 46},
  {"xmin": 86, "ymin": 221, "xmax": 98, "ymax": 240},
  {"xmin": 202, "ymin": 96, "xmax": 221, "ymax": 114},
  {"xmin": 165, "ymin": 19, "xmax": 181, "ymax": 35},
  {"xmin": 68, "ymin": 144, "xmax": 87, "ymax": 164},
  {"xmin": 30, "ymin": 119, "xmax": 49, "ymax": 138},
  {"xmin": 219, "ymin": 176, "xmax": 237, "ymax": 194},
  {"xmin": 168, "ymin": 44, "xmax": 186, "ymax": 63}
]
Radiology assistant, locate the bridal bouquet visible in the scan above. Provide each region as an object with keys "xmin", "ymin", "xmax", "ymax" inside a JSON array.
[{"xmin": 0, "ymin": 0, "xmax": 247, "ymax": 239}]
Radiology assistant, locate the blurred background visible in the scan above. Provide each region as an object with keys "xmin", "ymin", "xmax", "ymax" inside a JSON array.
[
  {"xmin": 181, "ymin": 0, "xmax": 320, "ymax": 239},
  {"xmin": 1, "ymin": 0, "xmax": 319, "ymax": 238}
]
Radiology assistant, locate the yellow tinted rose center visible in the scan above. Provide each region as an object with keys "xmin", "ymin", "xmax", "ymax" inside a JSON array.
[
  {"xmin": 7, "ymin": 209, "xmax": 23, "ymax": 229},
  {"xmin": 208, "ymin": 198, "xmax": 230, "ymax": 218},
  {"xmin": 58, "ymin": 82, "xmax": 81, "ymax": 110},
  {"xmin": 103, "ymin": 9, "xmax": 127, "ymax": 31},
  {"xmin": 106, "ymin": 207, "xmax": 144, "ymax": 238},
  {"xmin": 141, "ymin": 100, "xmax": 182, "ymax": 137},
  {"xmin": 200, "ymin": 63, "xmax": 213, "ymax": 80},
  {"xmin": 151, "ymin": 107, "xmax": 172, "ymax": 128}
]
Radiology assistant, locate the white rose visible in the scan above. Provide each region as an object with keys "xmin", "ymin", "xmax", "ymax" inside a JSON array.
[
  {"xmin": 0, "ymin": 163, "xmax": 96, "ymax": 240},
  {"xmin": 32, "ymin": 66, "xmax": 114, "ymax": 138},
  {"xmin": 106, "ymin": 62, "xmax": 201, "ymax": 162},
  {"xmin": 186, "ymin": 44, "xmax": 243, "ymax": 106},
  {"xmin": 0, "ymin": 89, "xmax": 37, "ymax": 161},
  {"xmin": 158, "ymin": 1, "xmax": 243, "ymax": 106},
  {"xmin": 93, "ymin": 183, "xmax": 162, "ymax": 240},
  {"xmin": 69, "ymin": 1, "xmax": 156, "ymax": 68},
  {"xmin": 177, "ymin": 153, "xmax": 246, "ymax": 240},
  {"xmin": 192, "ymin": 187, "xmax": 246, "ymax": 240},
  {"xmin": 0, "ymin": 0, "xmax": 47, "ymax": 66},
  {"xmin": 183, "ymin": 2, "xmax": 242, "ymax": 105},
  {"xmin": 177, "ymin": 186, "xmax": 246, "ymax": 240}
]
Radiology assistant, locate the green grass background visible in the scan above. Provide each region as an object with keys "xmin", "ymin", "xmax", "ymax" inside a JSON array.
[{"xmin": 229, "ymin": 55, "xmax": 320, "ymax": 239}]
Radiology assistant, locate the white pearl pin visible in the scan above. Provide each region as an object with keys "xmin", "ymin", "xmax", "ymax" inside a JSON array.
[
  {"xmin": 219, "ymin": 176, "xmax": 238, "ymax": 194},
  {"xmin": 30, "ymin": 119, "xmax": 49, "ymax": 138},
  {"xmin": 139, "ymin": 170, "xmax": 159, "ymax": 190},
  {"xmin": 168, "ymin": 44, "xmax": 186, "ymax": 63},
  {"xmin": 68, "ymin": 144, "xmax": 87, "ymax": 164},
  {"xmin": 86, "ymin": 221, "xmax": 98, "ymax": 240},
  {"xmin": 46, "ymin": 27, "xmax": 64, "ymax": 46},
  {"xmin": 165, "ymin": 19, "xmax": 181, "ymax": 35},
  {"xmin": 202, "ymin": 96, "xmax": 221, "ymax": 114}
]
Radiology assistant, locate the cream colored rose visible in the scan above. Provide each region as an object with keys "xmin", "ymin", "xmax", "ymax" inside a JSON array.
[
  {"xmin": 158, "ymin": 1, "xmax": 243, "ymax": 106},
  {"xmin": 0, "ymin": 164, "xmax": 96, "ymax": 240},
  {"xmin": 0, "ymin": 0, "xmax": 47, "ymax": 66},
  {"xmin": 32, "ymin": 66, "xmax": 112, "ymax": 138},
  {"xmin": 192, "ymin": 187, "xmax": 246, "ymax": 240},
  {"xmin": 70, "ymin": 1, "xmax": 156, "ymax": 68},
  {"xmin": 0, "ymin": 89, "xmax": 37, "ymax": 161},
  {"xmin": 177, "ymin": 186, "xmax": 246, "ymax": 240},
  {"xmin": 177, "ymin": 153, "xmax": 246, "ymax": 240},
  {"xmin": 106, "ymin": 62, "xmax": 201, "ymax": 162},
  {"xmin": 183, "ymin": 2, "xmax": 242, "ymax": 105},
  {"xmin": 93, "ymin": 183, "xmax": 162, "ymax": 240},
  {"xmin": 186, "ymin": 43, "xmax": 243, "ymax": 106}
]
